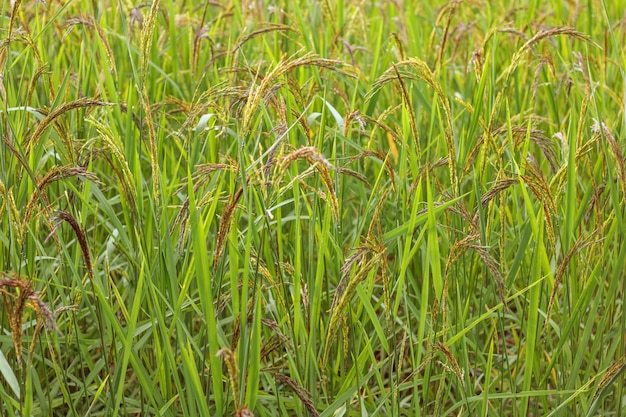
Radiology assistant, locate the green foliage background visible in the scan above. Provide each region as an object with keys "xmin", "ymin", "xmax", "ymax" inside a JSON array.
[{"xmin": 1, "ymin": 0, "xmax": 625, "ymax": 416}]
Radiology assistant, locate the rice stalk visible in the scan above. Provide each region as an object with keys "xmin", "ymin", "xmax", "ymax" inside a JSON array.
[
  {"xmin": 249, "ymin": 254, "xmax": 288, "ymax": 315},
  {"xmin": 531, "ymin": 57, "xmax": 555, "ymax": 100},
  {"xmin": 30, "ymin": 305, "xmax": 76, "ymax": 360},
  {"xmin": 232, "ymin": 24, "xmax": 295, "ymax": 55},
  {"xmin": 26, "ymin": 64, "xmax": 49, "ymax": 111},
  {"xmin": 139, "ymin": 0, "xmax": 160, "ymax": 86},
  {"xmin": 332, "ymin": 246, "xmax": 369, "ymax": 313},
  {"xmin": 391, "ymin": 63, "xmax": 421, "ymax": 160},
  {"xmin": 0, "ymin": 180, "xmax": 5, "ymax": 220},
  {"xmin": 92, "ymin": 17, "xmax": 119, "ymax": 80},
  {"xmin": 348, "ymin": 149, "xmax": 396, "ymax": 191},
  {"xmin": 588, "ymin": 355, "xmax": 626, "ymax": 414},
  {"xmin": 522, "ymin": 157, "xmax": 557, "ymax": 246},
  {"xmin": 576, "ymin": 95, "xmax": 590, "ymax": 150},
  {"xmin": 479, "ymin": 177, "xmax": 519, "ymax": 209},
  {"xmin": 592, "ymin": 119, "xmax": 626, "ymax": 198},
  {"xmin": 434, "ymin": 341, "xmax": 464, "ymax": 383},
  {"xmin": 64, "ymin": 16, "xmax": 118, "ymax": 79},
  {"xmin": 445, "ymin": 233, "xmax": 480, "ymax": 273},
  {"xmin": 446, "ymin": 232, "xmax": 507, "ymax": 307},
  {"xmin": 192, "ymin": 24, "xmax": 213, "ymax": 74},
  {"xmin": 550, "ymin": 97, "xmax": 590, "ymax": 191},
  {"xmin": 86, "ymin": 116, "xmax": 138, "ymax": 212},
  {"xmin": 216, "ymin": 348, "xmax": 241, "ymax": 410},
  {"xmin": 323, "ymin": 241, "xmax": 384, "ymax": 369},
  {"xmin": 260, "ymin": 318, "xmax": 293, "ymax": 357},
  {"xmin": 7, "ymin": 187, "xmax": 25, "ymax": 244},
  {"xmin": 470, "ymin": 243, "xmax": 507, "ymax": 308},
  {"xmin": 171, "ymin": 83, "xmax": 237, "ymax": 140},
  {"xmin": 241, "ymin": 51, "xmax": 354, "ymax": 136},
  {"xmin": 362, "ymin": 104, "xmax": 402, "ymax": 149},
  {"xmin": 281, "ymin": 146, "xmax": 339, "ymax": 220},
  {"xmin": 482, "ymin": 26, "xmax": 527, "ymax": 51},
  {"xmin": 135, "ymin": 0, "xmax": 161, "ymax": 206},
  {"xmin": 542, "ymin": 234, "xmax": 599, "ymax": 337},
  {"xmin": 498, "ymin": 186, "xmax": 507, "ymax": 275},
  {"xmin": 8, "ymin": 0, "xmax": 22, "ymax": 40},
  {"xmin": 463, "ymin": 92, "xmax": 502, "ymax": 176},
  {"xmin": 434, "ymin": 0, "xmax": 462, "ymax": 71},
  {"xmin": 320, "ymin": 0, "xmax": 335, "ymax": 29},
  {"xmin": 24, "ymin": 99, "xmax": 114, "ymax": 154},
  {"xmin": 139, "ymin": 88, "xmax": 161, "ymax": 207},
  {"xmin": 469, "ymin": 47, "xmax": 484, "ymax": 82},
  {"xmin": 433, "ymin": 367, "xmax": 447, "ymax": 417},
  {"xmin": 373, "ymin": 58, "xmax": 457, "ymax": 190},
  {"xmin": 179, "ymin": 162, "xmax": 238, "ymax": 196},
  {"xmin": 367, "ymin": 190, "xmax": 391, "ymax": 322},
  {"xmin": 20, "ymin": 166, "xmax": 99, "ymax": 244},
  {"xmin": 341, "ymin": 312, "xmax": 350, "ymax": 364},
  {"xmin": 498, "ymin": 27, "xmax": 599, "ymax": 85},
  {"xmin": 342, "ymin": 109, "xmax": 365, "ymax": 137},
  {"xmin": 173, "ymin": 162, "xmax": 237, "ymax": 248},
  {"xmin": 335, "ymin": 167, "xmax": 370, "ymax": 186},
  {"xmin": 26, "ymin": 293, "xmax": 59, "ymax": 334},
  {"xmin": 392, "ymin": 332, "xmax": 408, "ymax": 407}
]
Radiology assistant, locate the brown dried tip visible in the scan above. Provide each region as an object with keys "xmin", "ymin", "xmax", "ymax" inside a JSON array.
[
  {"xmin": 1, "ymin": 276, "xmax": 33, "ymax": 364},
  {"xmin": 272, "ymin": 372, "xmax": 319, "ymax": 417},
  {"xmin": 48, "ymin": 210, "xmax": 93, "ymax": 278},
  {"xmin": 214, "ymin": 187, "xmax": 244, "ymax": 269},
  {"xmin": 261, "ymin": 318, "xmax": 293, "ymax": 350},
  {"xmin": 0, "ymin": 273, "xmax": 61, "ymax": 363}
]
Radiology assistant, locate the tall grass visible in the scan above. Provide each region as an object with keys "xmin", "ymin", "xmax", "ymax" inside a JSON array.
[{"xmin": 1, "ymin": 0, "xmax": 625, "ymax": 416}]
